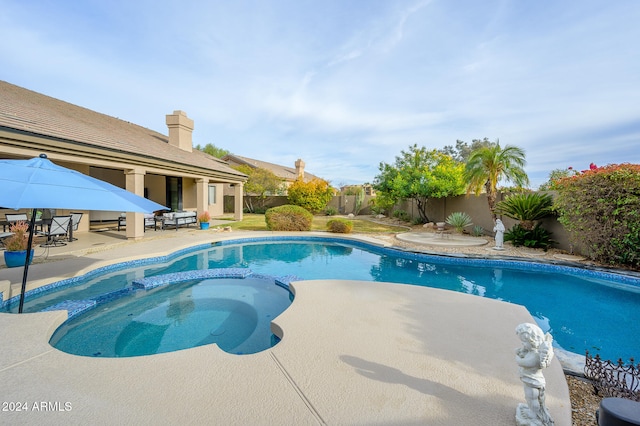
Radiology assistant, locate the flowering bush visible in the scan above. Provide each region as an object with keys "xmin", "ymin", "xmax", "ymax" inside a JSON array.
[
  {"xmin": 5, "ymin": 221, "xmax": 30, "ymax": 251},
  {"xmin": 197, "ymin": 211, "xmax": 211, "ymax": 223},
  {"xmin": 553, "ymin": 163, "xmax": 640, "ymax": 268}
]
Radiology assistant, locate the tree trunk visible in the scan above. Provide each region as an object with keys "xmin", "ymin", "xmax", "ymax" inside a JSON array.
[{"xmin": 415, "ymin": 198, "xmax": 430, "ymax": 223}]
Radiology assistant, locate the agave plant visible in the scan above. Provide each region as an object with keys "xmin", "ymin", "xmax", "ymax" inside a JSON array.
[
  {"xmin": 445, "ymin": 212, "xmax": 473, "ymax": 233},
  {"xmin": 471, "ymin": 225, "xmax": 484, "ymax": 237},
  {"xmin": 494, "ymin": 193, "xmax": 553, "ymax": 230}
]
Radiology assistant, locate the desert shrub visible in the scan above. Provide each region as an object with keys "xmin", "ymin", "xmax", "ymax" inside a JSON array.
[
  {"xmin": 445, "ymin": 212, "xmax": 473, "ymax": 233},
  {"xmin": 324, "ymin": 206, "xmax": 338, "ymax": 216},
  {"xmin": 287, "ymin": 178, "xmax": 334, "ymax": 213},
  {"xmin": 471, "ymin": 225, "xmax": 484, "ymax": 237},
  {"xmin": 505, "ymin": 224, "xmax": 554, "ymax": 251},
  {"xmin": 392, "ymin": 209, "xmax": 410, "ymax": 222},
  {"xmin": 326, "ymin": 218, "xmax": 353, "ymax": 233},
  {"xmin": 494, "ymin": 192, "xmax": 553, "ymax": 230},
  {"xmin": 369, "ymin": 194, "xmax": 394, "ymax": 216},
  {"xmin": 353, "ymin": 187, "xmax": 365, "ymax": 215},
  {"xmin": 553, "ymin": 163, "xmax": 640, "ymax": 267},
  {"xmin": 264, "ymin": 205, "xmax": 313, "ymax": 231}
]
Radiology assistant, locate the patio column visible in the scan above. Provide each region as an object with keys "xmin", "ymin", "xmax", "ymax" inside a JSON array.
[
  {"xmin": 196, "ymin": 178, "xmax": 209, "ymax": 217},
  {"xmin": 234, "ymin": 182, "xmax": 243, "ymax": 221},
  {"xmin": 125, "ymin": 168, "xmax": 146, "ymax": 240}
]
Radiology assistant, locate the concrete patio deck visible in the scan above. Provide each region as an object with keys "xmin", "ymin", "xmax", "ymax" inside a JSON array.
[{"xmin": 0, "ymin": 227, "xmax": 571, "ymax": 425}]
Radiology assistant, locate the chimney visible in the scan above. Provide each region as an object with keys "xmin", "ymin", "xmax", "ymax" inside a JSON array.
[
  {"xmin": 166, "ymin": 110, "xmax": 194, "ymax": 152},
  {"xmin": 295, "ymin": 159, "xmax": 305, "ymax": 180}
]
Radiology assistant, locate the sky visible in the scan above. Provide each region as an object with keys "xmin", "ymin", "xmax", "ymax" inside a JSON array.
[{"xmin": 1, "ymin": 0, "xmax": 639, "ymax": 188}]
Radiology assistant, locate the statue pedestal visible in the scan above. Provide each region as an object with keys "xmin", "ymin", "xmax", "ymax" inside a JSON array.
[{"xmin": 516, "ymin": 403, "xmax": 552, "ymax": 426}]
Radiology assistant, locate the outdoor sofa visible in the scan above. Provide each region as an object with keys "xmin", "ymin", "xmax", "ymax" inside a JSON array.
[{"xmin": 161, "ymin": 211, "xmax": 197, "ymax": 230}]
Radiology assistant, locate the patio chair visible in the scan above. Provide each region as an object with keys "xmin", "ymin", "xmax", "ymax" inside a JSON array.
[
  {"xmin": 118, "ymin": 213, "xmax": 158, "ymax": 232},
  {"xmin": 117, "ymin": 213, "xmax": 126, "ymax": 231},
  {"xmin": 0, "ymin": 232, "xmax": 14, "ymax": 250},
  {"xmin": 5, "ymin": 213, "xmax": 28, "ymax": 224},
  {"xmin": 68, "ymin": 212, "xmax": 83, "ymax": 241},
  {"xmin": 39, "ymin": 215, "xmax": 72, "ymax": 247},
  {"xmin": 3, "ymin": 213, "xmax": 29, "ymax": 232}
]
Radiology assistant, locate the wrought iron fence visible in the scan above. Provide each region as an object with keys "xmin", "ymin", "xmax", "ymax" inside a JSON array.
[{"xmin": 584, "ymin": 351, "xmax": 640, "ymax": 401}]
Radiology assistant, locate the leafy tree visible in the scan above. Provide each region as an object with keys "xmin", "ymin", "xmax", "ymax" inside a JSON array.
[
  {"xmin": 287, "ymin": 178, "xmax": 334, "ymax": 213},
  {"xmin": 373, "ymin": 144, "xmax": 465, "ymax": 223},
  {"xmin": 233, "ymin": 165, "xmax": 284, "ymax": 212},
  {"xmin": 440, "ymin": 138, "xmax": 495, "ymax": 163},
  {"xmin": 538, "ymin": 167, "xmax": 580, "ymax": 191},
  {"xmin": 464, "ymin": 142, "xmax": 529, "ymax": 218},
  {"xmin": 553, "ymin": 163, "xmax": 640, "ymax": 268},
  {"xmin": 194, "ymin": 143, "xmax": 230, "ymax": 158}
]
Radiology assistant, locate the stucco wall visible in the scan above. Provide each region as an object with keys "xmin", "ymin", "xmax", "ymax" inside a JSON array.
[{"xmin": 402, "ymin": 193, "xmax": 571, "ymax": 252}]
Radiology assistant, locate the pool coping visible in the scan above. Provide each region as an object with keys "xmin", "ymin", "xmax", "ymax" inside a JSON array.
[
  {"xmin": 0, "ymin": 230, "xmax": 586, "ymax": 424},
  {"xmin": 2, "ymin": 232, "xmax": 637, "ymax": 371},
  {"xmin": 0, "ymin": 278, "xmax": 573, "ymax": 425}
]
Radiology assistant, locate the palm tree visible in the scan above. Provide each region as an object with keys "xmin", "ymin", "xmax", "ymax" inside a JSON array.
[{"xmin": 464, "ymin": 142, "xmax": 529, "ymax": 218}]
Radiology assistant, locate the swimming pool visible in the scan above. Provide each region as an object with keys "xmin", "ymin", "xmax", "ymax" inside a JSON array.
[
  {"xmin": 50, "ymin": 272, "xmax": 293, "ymax": 357},
  {"xmin": 4, "ymin": 236, "xmax": 640, "ymax": 361}
]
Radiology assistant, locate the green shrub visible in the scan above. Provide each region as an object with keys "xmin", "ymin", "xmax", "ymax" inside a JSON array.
[
  {"xmin": 494, "ymin": 192, "xmax": 553, "ymax": 230},
  {"xmin": 505, "ymin": 224, "xmax": 554, "ymax": 251},
  {"xmin": 327, "ymin": 218, "xmax": 353, "ymax": 233},
  {"xmin": 265, "ymin": 205, "xmax": 313, "ymax": 231},
  {"xmin": 553, "ymin": 163, "xmax": 640, "ymax": 267},
  {"xmin": 445, "ymin": 212, "xmax": 473, "ymax": 233},
  {"xmin": 393, "ymin": 209, "xmax": 410, "ymax": 222},
  {"xmin": 369, "ymin": 195, "xmax": 394, "ymax": 216},
  {"xmin": 325, "ymin": 206, "xmax": 338, "ymax": 216},
  {"xmin": 287, "ymin": 178, "xmax": 334, "ymax": 213}
]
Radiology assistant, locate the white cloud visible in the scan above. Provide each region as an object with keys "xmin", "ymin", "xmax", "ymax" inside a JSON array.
[{"xmin": 1, "ymin": 0, "xmax": 639, "ymax": 186}]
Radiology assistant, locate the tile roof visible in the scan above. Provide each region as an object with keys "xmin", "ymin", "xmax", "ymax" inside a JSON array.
[
  {"xmin": 0, "ymin": 80, "xmax": 245, "ymax": 180},
  {"xmin": 223, "ymin": 154, "xmax": 319, "ymax": 182}
]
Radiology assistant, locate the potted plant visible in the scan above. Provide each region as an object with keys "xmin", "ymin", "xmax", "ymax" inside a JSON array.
[
  {"xmin": 3, "ymin": 221, "xmax": 34, "ymax": 268},
  {"xmin": 198, "ymin": 211, "xmax": 211, "ymax": 230}
]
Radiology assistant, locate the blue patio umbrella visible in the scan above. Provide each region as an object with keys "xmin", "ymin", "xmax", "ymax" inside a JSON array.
[{"xmin": 0, "ymin": 154, "xmax": 168, "ymax": 313}]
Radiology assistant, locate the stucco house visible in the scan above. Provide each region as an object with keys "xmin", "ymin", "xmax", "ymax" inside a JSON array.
[
  {"xmin": 221, "ymin": 154, "xmax": 320, "ymax": 195},
  {"xmin": 0, "ymin": 80, "xmax": 247, "ymax": 239}
]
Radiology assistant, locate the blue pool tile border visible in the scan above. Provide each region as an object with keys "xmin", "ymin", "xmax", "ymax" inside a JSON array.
[
  {"xmin": 42, "ymin": 299, "xmax": 97, "ymax": 317},
  {"xmin": 1, "ymin": 243, "xmax": 215, "ymax": 310},
  {"xmin": 132, "ymin": 268, "xmax": 253, "ymax": 289},
  {"xmin": 27, "ymin": 269, "xmax": 295, "ymax": 320},
  {"xmin": 3, "ymin": 235, "xmax": 639, "ymax": 312},
  {"xmin": 212, "ymin": 236, "xmax": 640, "ymax": 288}
]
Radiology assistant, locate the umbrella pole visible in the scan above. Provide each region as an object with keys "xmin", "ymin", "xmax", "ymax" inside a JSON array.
[{"xmin": 18, "ymin": 208, "xmax": 37, "ymax": 314}]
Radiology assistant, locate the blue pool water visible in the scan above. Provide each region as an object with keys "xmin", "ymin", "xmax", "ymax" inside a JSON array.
[
  {"xmin": 50, "ymin": 275, "xmax": 292, "ymax": 357},
  {"xmin": 4, "ymin": 237, "xmax": 640, "ymax": 360}
]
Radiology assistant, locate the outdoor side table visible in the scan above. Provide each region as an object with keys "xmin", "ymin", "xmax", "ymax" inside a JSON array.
[{"xmin": 598, "ymin": 397, "xmax": 640, "ymax": 426}]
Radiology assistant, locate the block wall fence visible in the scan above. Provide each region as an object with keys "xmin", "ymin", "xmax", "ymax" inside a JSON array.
[{"xmin": 224, "ymin": 192, "xmax": 573, "ymax": 252}]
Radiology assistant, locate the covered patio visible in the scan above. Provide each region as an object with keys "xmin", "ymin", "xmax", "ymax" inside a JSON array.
[{"xmin": 0, "ymin": 81, "xmax": 248, "ymax": 240}]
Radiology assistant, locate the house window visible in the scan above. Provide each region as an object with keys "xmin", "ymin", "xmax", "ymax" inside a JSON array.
[{"xmin": 208, "ymin": 185, "xmax": 216, "ymax": 204}]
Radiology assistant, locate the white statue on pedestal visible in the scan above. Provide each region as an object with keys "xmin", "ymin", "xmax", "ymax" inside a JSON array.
[
  {"xmin": 493, "ymin": 219, "xmax": 505, "ymax": 250},
  {"xmin": 515, "ymin": 323, "xmax": 555, "ymax": 426}
]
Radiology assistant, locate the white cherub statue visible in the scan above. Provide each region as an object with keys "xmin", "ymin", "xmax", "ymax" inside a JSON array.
[
  {"xmin": 493, "ymin": 219, "xmax": 505, "ymax": 250},
  {"xmin": 515, "ymin": 323, "xmax": 555, "ymax": 426}
]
